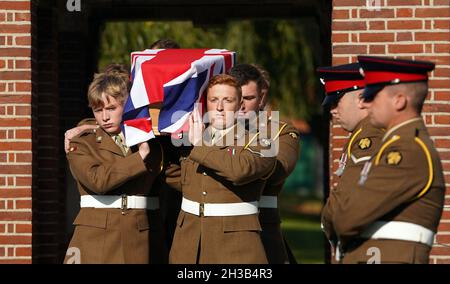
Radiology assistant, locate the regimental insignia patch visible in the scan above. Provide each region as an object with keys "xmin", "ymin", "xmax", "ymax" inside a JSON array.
[
  {"xmin": 387, "ymin": 151, "xmax": 402, "ymax": 165},
  {"xmin": 358, "ymin": 138, "xmax": 372, "ymax": 150}
]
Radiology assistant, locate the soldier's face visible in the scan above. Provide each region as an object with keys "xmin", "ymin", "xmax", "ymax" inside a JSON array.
[
  {"xmin": 207, "ymin": 84, "xmax": 241, "ymax": 129},
  {"xmin": 362, "ymin": 87, "xmax": 395, "ymax": 129},
  {"xmin": 239, "ymin": 81, "xmax": 263, "ymax": 118},
  {"xmin": 92, "ymin": 94, "xmax": 124, "ymax": 135},
  {"xmin": 330, "ymin": 90, "xmax": 365, "ymax": 132}
]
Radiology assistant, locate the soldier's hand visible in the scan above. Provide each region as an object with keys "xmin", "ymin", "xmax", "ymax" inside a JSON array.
[
  {"xmin": 64, "ymin": 125, "xmax": 98, "ymax": 153},
  {"xmin": 188, "ymin": 107, "xmax": 204, "ymax": 146},
  {"xmin": 138, "ymin": 141, "xmax": 150, "ymax": 160}
]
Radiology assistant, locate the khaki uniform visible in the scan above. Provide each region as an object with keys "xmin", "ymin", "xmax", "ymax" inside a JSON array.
[
  {"xmin": 259, "ymin": 120, "xmax": 300, "ymax": 264},
  {"xmin": 64, "ymin": 127, "xmax": 167, "ymax": 264},
  {"xmin": 333, "ymin": 118, "xmax": 445, "ymax": 264},
  {"xmin": 167, "ymin": 124, "xmax": 277, "ymax": 264},
  {"xmin": 321, "ymin": 116, "xmax": 383, "ymax": 262}
]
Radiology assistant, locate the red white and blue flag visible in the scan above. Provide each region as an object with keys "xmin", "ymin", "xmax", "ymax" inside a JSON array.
[{"xmin": 122, "ymin": 48, "xmax": 236, "ymax": 146}]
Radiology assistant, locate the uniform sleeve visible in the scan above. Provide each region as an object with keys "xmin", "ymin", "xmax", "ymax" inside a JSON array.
[
  {"xmin": 272, "ymin": 124, "xmax": 300, "ymax": 180},
  {"xmin": 67, "ymin": 136, "xmax": 148, "ymax": 194},
  {"xmin": 77, "ymin": 117, "xmax": 96, "ymax": 127},
  {"xmin": 164, "ymin": 162, "xmax": 182, "ymax": 192},
  {"xmin": 188, "ymin": 144, "xmax": 276, "ymax": 186},
  {"xmin": 332, "ymin": 140, "xmax": 429, "ymax": 244},
  {"xmin": 321, "ymin": 189, "xmax": 341, "ymax": 244}
]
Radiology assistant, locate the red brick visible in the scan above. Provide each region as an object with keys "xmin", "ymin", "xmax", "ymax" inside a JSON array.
[
  {"xmin": 14, "ymin": 12, "xmax": 31, "ymax": 22},
  {"xmin": 0, "ymin": 259, "xmax": 31, "ymax": 264},
  {"xmin": 351, "ymin": 33, "xmax": 357, "ymax": 42},
  {"xmin": 0, "ymin": 48, "xmax": 30, "ymax": 57},
  {"xmin": 388, "ymin": 44, "xmax": 423, "ymax": 54},
  {"xmin": 332, "ymin": 57, "xmax": 351, "ymax": 65},
  {"xmin": 369, "ymin": 21, "xmax": 385, "ymax": 30},
  {"xmin": 15, "ymin": 36, "xmax": 31, "ymax": 46},
  {"xmin": 0, "ymin": 236, "xmax": 31, "ymax": 245},
  {"xmin": 387, "ymin": 20, "xmax": 422, "ymax": 30},
  {"xmin": 415, "ymin": 32, "xmax": 450, "ymax": 41},
  {"xmin": 333, "ymin": 45, "xmax": 367, "ymax": 54},
  {"xmin": 15, "ymin": 153, "xmax": 32, "ymax": 163},
  {"xmin": 8, "ymin": 153, "xmax": 14, "ymax": 162},
  {"xmin": 428, "ymin": 127, "xmax": 450, "ymax": 136},
  {"xmin": 359, "ymin": 32, "xmax": 395, "ymax": 42},
  {"xmin": 435, "ymin": 139, "xmax": 450, "ymax": 148},
  {"xmin": 15, "ymin": 247, "xmax": 31, "ymax": 257},
  {"xmin": 15, "ymin": 60, "xmax": 31, "ymax": 70},
  {"xmin": 333, "ymin": 21, "xmax": 367, "ymax": 31},
  {"xmin": 15, "ymin": 199, "xmax": 31, "ymax": 209},
  {"xmin": 0, "ymin": 24, "xmax": 31, "ymax": 33},
  {"xmin": 6, "ymin": 106, "xmax": 13, "ymax": 115},
  {"xmin": 332, "ymin": 33, "xmax": 349, "ymax": 43},
  {"xmin": 360, "ymin": 9, "xmax": 395, "ymax": 18},
  {"xmin": 416, "ymin": 8, "xmax": 450, "ymax": 18},
  {"xmin": 0, "ymin": 12, "xmax": 5, "ymax": 22},
  {"xmin": 15, "ymin": 82, "xmax": 31, "ymax": 92},
  {"xmin": 435, "ymin": 91, "xmax": 450, "ymax": 101},
  {"xmin": 15, "ymin": 224, "xmax": 31, "ymax": 234},
  {"xmin": 0, "ymin": 118, "xmax": 31, "ymax": 128},
  {"xmin": 434, "ymin": 19, "xmax": 450, "ymax": 29},
  {"xmin": 0, "ymin": 1, "xmax": 31, "ymax": 10},
  {"xmin": 15, "ymin": 129, "xmax": 31, "ymax": 139},
  {"xmin": 0, "ymin": 60, "xmax": 5, "ymax": 69},
  {"xmin": 0, "ymin": 247, "xmax": 4, "ymax": 257},
  {"xmin": 7, "ymin": 224, "xmax": 14, "ymax": 233},
  {"xmin": 387, "ymin": 0, "xmax": 421, "ymax": 5},
  {"xmin": 0, "ymin": 211, "xmax": 31, "ymax": 221},
  {"xmin": 396, "ymin": 32, "xmax": 413, "ymax": 42},
  {"xmin": 15, "ymin": 105, "xmax": 31, "ymax": 116},
  {"xmin": 396, "ymin": 8, "xmax": 413, "ymax": 17},
  {"xmin": 15, "ymin": 176, "xmax": 31, "ymax": 187},
  {"xmin": 0, "ymin": 200, "xmax": 5, "ymax": 210},
  {"xmin": 0, "ymin": 188, "xmax": 31, "ymax": 198},
  {"xmin": 434, "ymin": 0, "xmax": 450, "ymax": 4},
  {"xmin": 0, "ymin": 71, "xmax": 31, "ymax": 81},
  {"xmin": 7, "ymin": 13, "xmax": 13, "ymax": 22},
  {"xmin": 333, "ymin": 10, "xmax": 349, "ymax": 19},
  {"xmin": 0, "ymin": 165, "xmax": 31, "ymax": 175},
  {"xmin": 431, "ymin": 246, "xmax": 450, "ymax": 255},
  {"xmin": 333, "ymin": 0, "xmax": 366, "ymax": 6},
  {"xmin": 369, "ymin": 45, "xmax": 386, "ymax": 54},
  {"xmin": 434, "ymin": 68, "xmax": 450, "ymax": 78},
  {"xmin": 435, "ymin": 44, "xmax": 450, "ymax": 54},
  {"xmin": 351, "ymin": 9, "xmax": 357, "ymax": 18},
  {"xmin": 416, "ymin": 55, "xmax": 450, "ymax": 66},
  {"xmin": 435, "ymin": 116, "xmax": 450, "ymax": 125},
  {"xmin": 429, "ymin": 80, "xmax": 450, "ymax": 89}
]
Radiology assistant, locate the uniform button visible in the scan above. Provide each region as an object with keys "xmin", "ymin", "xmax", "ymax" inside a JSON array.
[
  {"xmin": 202, "ymin": 191, "xmax": 207, "ymax": 196},
  {"xmin": 202, "ymin": 172, "xmax": 207, "ymax": 176}
]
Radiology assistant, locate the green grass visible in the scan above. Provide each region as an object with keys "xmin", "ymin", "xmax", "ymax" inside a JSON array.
[{"xmin": 279, "ymin": 194, "xmax": 325, "ymax": 264}]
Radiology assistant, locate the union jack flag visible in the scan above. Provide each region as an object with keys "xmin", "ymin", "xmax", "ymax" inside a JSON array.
[{"xmin": 122, "ymin": 48, "xmax": 236, "ymax": 147}]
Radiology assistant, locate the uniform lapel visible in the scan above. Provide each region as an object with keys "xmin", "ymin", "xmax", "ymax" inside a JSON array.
[{"xmin": 96, "ymin": 128, "xmax": 125, "ymax": 156}]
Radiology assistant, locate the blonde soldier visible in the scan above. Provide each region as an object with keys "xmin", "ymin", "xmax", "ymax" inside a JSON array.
[
  {"xmin": 64, "ymin": 73, "xmax": 167, "ymax": 264},
  {"xmin": 317, "ymin": 63, "xmax": 384, "ymax": 263},
  {"xmin": 166, "ymin": 74, "xmax": 276, "ymax": 264},
  {"xmin": 333, "ymin": 56, "xmax": 445, "ymax": 264},
  {"xmin": 229, "ymin": 64, "xmax": 300, "ymax": 264}
]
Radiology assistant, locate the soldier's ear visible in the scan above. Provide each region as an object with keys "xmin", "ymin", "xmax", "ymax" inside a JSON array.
[{"xmin": 393, "ymin": 92, "xmax": 408, "ymax": 111}]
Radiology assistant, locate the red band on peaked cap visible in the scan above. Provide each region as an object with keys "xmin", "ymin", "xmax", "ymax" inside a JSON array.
[
  {"xmin": 324, "ymin": 79, "xmax": 366, "ymax": 94},
  {"xmin": 364, "ymin": 70, "xmax": 428, "ymax": 85}
]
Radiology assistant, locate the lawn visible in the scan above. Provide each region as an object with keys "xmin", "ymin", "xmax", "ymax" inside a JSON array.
[{"xmin": 279, "ymin": 194, "xmax": 325, "ymax": 264}]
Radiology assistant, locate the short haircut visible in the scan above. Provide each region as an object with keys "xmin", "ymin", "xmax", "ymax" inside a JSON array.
[
  {"xmin": 101, "ymin": 63, "xmax": 131, "ymax": 92},
  {"xmin": 251, "ymin": 64, "xmax": 270, "ymax": 90},
  {"xmin": 386, "ymin": 82, "xmax": 428, "ymax": 114},
  {"xmin": 149, "ymin": 38, "xmax": 180, "ymax": 49},
  {"xmin": 87, "ymin": 72, "xmax": 129, "ymax": 109},
  {"xmin": 228, "ymin": 64, "xmax": 264, "ymax": 94},
  {"xmin": 207, "ymin": 74, "xmax": 242, "ymax": 100}
]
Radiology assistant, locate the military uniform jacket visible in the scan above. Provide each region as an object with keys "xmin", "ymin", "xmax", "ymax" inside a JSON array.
[
  {"xmin": 258, "ymin": 121, "xmax": 300, "ymax": 264},
  {"xmin": 332, "ymin": 118, "xmax": 445, "ymax": 264},
  {"xmin": 64, "ymin": 126, "xmax": 167, "ymax": 264},
  {"xmin": 321, "ymin": 117, "xmax": 383, "ymax": 250},
  {"xmin": 167, "ymin": 124, "xmax": 277, "ymax": 264}
]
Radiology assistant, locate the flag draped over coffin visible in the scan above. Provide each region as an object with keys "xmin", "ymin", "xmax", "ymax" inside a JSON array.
[{"xmin": 122, "ymin": 48, "xmax": 236, "ymax": 147}]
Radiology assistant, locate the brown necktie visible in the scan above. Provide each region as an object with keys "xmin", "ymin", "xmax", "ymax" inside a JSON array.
[{"xmin": 114, "ymin": 133, "xmax": 128, "ymax": 155}]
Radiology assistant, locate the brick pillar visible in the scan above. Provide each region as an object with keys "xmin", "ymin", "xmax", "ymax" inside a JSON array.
[
  {"xmin": 0, "ymin": 0, "xmax": 35, "ymax": 263},
  {"xmin": 330, "ymin": 0, "xmax": 450, "ymax": 263}
]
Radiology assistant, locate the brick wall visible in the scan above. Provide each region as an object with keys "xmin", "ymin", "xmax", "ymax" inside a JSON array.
[
  {"xmin": 331, "ymin": 0, "xmax": 450, "ymax": 263},
  {"xmin": 0, "ymin": 0, "xmax": 34, "ymax": 263}
]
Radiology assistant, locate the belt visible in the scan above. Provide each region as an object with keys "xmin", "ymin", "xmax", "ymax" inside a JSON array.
[
  {"xmin": 80, "ymin": 195, "xmax": 159, "ymax": 210},
  {"xmin": 360, "ymin": 221, "xmax": 435, "ymax": 247},
  {"xmin": 181, "ymin": 197, "xmax": 259, "ymax": 217},
  {"xmin": 259, "ymin": 195, "xmax": 278, "ymax": 208}
]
